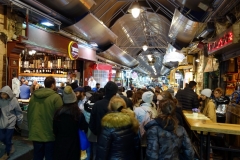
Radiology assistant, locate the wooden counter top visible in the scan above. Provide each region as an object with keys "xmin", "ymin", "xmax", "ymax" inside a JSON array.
[
  {"xmin": 183, "ymin": 110, "xmax": 213, "ymax": 130},
  {"xmin": 183, "ymin": 110, "xmax": 240, "ymax": 135},
  {"xmin": 18, "ymin": 99, "xmax": 30, "ymax": 103}
]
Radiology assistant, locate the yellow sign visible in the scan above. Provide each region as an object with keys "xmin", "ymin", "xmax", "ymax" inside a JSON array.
[{"xmin": 68, "ymin": 41, "xmax": 79, "ymax": 60}]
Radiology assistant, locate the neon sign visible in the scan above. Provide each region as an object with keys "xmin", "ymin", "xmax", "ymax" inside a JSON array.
[
  {"xmin": 208, "ymin": 31, "xmax": 233, "ymax": 54},
  {"xmin": 68, "ymin": 41, "xmax": 79, "ymax": 60}
]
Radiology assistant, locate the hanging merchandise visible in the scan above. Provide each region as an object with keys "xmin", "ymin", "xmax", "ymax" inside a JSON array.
[{"xmin": 204, "ymin": 57, "xmax": 219, "ymax": 72}]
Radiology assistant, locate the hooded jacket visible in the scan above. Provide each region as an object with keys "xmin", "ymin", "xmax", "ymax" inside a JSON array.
[
  {"xmin": 0, "ymin": 86, "xmax": 23, "ymax": 129},
  {"xmin": 27, "ymin": 88, "xmax": 63, "ymax": 142},
  {"xmin": 134, "ymin": 102, "xmax": 158, "ymax": 124},
  {"xmin": 97, "ymin": 112, "xmax": 138, "ymax": 160},
  {"xmin": 144, "ymin": 118, "xmax": 194, "ymax": 160}
]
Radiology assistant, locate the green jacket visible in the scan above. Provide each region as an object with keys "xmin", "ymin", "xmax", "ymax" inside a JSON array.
[{"xmin": 27, "ymin": 88, "xmax": 63, "ymax": 142}]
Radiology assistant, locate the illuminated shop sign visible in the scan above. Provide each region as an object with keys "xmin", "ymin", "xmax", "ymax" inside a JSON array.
[
  {"xmin": 68, "ymin": 41, "xmax": 79, "ymax": 60},
  {"xmin": 208, "ymin": 31, "xmax": 233, "ymax": 54}
]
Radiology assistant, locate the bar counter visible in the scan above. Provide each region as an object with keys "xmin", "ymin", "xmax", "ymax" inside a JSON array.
[{"xmin": 183, "ymin": 110, "xmax": 240, "ymax": 160}]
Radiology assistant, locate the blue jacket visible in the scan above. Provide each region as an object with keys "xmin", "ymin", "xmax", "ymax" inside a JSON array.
[
  {"xmin": 145, "ymin": 118, "xmax": 194, "ymax": 160},
  {"xmin": 0, "ymin": 86, "xmax": 23, "ymax": 129},
  {"xmin": 20, "ymin": 84, "xmax": 30, "ymax": 99}
]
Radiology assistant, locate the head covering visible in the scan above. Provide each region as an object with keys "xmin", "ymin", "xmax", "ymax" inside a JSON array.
[
  {"xmin": 74, "ymin": 87, "xmax": 85, "ymax": 92},
  {"xmin": 149, "ymin": 87, "xmax": 155, "ymax": 93},
  {"xmin": 142, "ymin": 91, "xmax": 154, "ymax": 103},
  {"xmin": 201, "ymin": 88, "xmax": 212, "ymax": 98},
  {"xmin": 104, "ymin": 81, "xmax": 118, "ymax": 97},
  {"xmin": 0, "ymin": 86, "xmax": 14, "ymax": 99},
  {"xmin": 63, "ymin": 86, "xmax": 77, "ymax": 104}
]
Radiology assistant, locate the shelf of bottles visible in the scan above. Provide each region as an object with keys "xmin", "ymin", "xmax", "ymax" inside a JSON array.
[{"xmin": 19, "ymin": 53, "xmax": 75, "ymax": 87}]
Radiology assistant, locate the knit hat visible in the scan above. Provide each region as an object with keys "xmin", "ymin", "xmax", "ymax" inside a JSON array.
[
  {"xmin": 201, "ymin": 88, "xmax": 212, "ymax": 98},
  {"xmin": 63, "ymin": 86, "xmax": 77, "ymax": 104},
  {"xmin": 142, "ymin": 91, "xmax": 154, "ymax": 103},
  {"xmin": 74, "ymin": 87, "xmax": 85, "ymax": 92},
  {"xmin": 104, "ymin": 81, "xmax": 118, "ymax": 96}
]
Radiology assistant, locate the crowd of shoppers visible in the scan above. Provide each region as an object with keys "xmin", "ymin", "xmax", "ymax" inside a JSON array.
[{"xmin": 0, "ymin": 77, "xmax": 231, "ymax": 160}]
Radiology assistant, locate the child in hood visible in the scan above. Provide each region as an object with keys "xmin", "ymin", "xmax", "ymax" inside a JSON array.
[{"xmin": 0, "ymin": 86, "xmax": 23, "ymax": 159}]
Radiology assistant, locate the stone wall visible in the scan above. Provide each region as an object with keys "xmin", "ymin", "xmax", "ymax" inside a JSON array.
[
  {"xmin": 0, "ymin": 5, "xmax": 23, "ymax": 88},
  {"xmin": 195, "ymin": 50, "xmax": 205, "ymax": 94}
]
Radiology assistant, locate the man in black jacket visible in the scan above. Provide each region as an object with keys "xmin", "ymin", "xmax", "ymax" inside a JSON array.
[
  {"xmin": 175, "ymin": 81, "xmax": 199, "ymax": 110},
  {"xmin": 89, "ymin": 81, "xmax": 118, "ymax": 136}
]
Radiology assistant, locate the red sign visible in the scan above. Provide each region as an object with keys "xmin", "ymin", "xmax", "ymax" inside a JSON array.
[
  {"xmin": 68, "ymin": 41, "xmax": 79, "ymax": 60},
  {"xmin": 208, "ymin": 31, "xmax": 233, "ymax": 54}
]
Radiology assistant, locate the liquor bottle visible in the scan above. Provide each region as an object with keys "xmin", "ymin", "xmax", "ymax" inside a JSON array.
[{"xmin": 42, "ymin": 68, "xmax": 45, "ymax": 74}]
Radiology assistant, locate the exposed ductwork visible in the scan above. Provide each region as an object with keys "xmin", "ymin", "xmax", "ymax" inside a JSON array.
[
  {"xmin": 98, "ymin": 44, "xmax": 139, "ymax": 68},
  {"xmin": 24, "ymin": 0, "xmax": 95, "ymax": 18},
  {"xmin": 12, "ymin": 0, "xmax": 73, "ymax": 26},
  {"xmin": 160, "ymin": 65, "xmax": 171, "ymax": 76},
  {"xmin": 64, "ymin": 13, "xmax": 118, "ymax": 50},
  {"xmin": 168, "ymin": 9, "xmax": 200, "ymax": 50}
]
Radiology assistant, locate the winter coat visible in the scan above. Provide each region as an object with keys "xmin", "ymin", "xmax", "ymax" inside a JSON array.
[
  {"xmin": 0, "ymin": 86, "xmax": 23, "ymax": 129},
  {"xmin": 89, "ymin": 97, "xmax": 112, "ymax": 136},
  {"xmin": 202, "ymin": 99, "xmax": 216, "ymax": 122},
  {"xmin": 145, "ymin": 118, "xmax": 194, "ymax": 160},
  {"xmin": 175, "ymin": 88, "xmax": 199, "ymax": 110},
  {"xmin": 175, "ymin": 107, "xmax": 184, "ymax": 126},
  {"xmin": 96, "ymin": 112, "xmax": 138, "ymax": 160},
  {"xmin": 27, "ymin": 88, "xmax": 63, "ymax": 142},
  {"xmin": 134, "ymin": 102, "xmax": 158, "ymax": 124},
  {"xmin": 53, "ymin": 108, "xmax": 88, "ymax": 160}
]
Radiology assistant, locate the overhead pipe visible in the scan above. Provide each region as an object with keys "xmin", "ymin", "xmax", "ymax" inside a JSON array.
[{"xmin": 18, "ymin": 0, "xmax": 73, "ymax": 26}]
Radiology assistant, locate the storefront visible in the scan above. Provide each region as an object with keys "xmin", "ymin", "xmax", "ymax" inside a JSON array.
[
  {"xmin": 7, "ymin": 24, "xmax": 96, "ymax": 88},
  {"xmin": 207, "ymin": 22, "xmax": 240, "ymax": 96}
]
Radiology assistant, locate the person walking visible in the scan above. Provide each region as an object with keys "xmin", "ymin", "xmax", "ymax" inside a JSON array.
[
  {"xmin": 27, "ymin": 76, "xmax": 63, "ymax": 160},
  {"xmin": 53, "ymin": 86, "xmax": 88, "ymax": 160},
  {"xmin": 0, "ymin": 86, "xmax": 23, "ymax": 160}
]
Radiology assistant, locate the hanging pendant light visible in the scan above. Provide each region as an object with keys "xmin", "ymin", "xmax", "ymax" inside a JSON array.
[
  {"xmin": 142, "ymin": 42, "xmax": 148, "ymax": 51},
  {"xmin": 128, "ymin": 2, "xmax": 143, "ymax": 18}
]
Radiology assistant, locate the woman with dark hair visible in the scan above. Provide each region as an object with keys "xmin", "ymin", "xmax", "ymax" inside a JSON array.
[
  {"xmin": 160, "ymin": 91, "xmax": 184, "ymax": 126},
  {"xmin": 145, "ymin": 99, "xmax": 194, "ymax": 160},
  {"xmin": 132, "ymin": 90, "xmax": 144, "ymax": 110},
  {"xmin": 53, "ymin": 86, "xmax": 88, "ymax": 160}
]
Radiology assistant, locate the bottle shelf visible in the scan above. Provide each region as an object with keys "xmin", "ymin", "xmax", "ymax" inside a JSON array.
[{"xmin": 19, "ymin": 73, "xmax": 67, "ymax": 78}]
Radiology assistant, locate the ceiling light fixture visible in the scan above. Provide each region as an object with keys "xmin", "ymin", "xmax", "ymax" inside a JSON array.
[
  {"xmin": 41, "ymin": 21, "xmax": 54, "ymax": 27},
  {"xmin": 128, "ymin": 2, "xmax": 143, "ymax": 18},
  {"xmin": 142, "ymin": 42, "xmax": 148, "ymax": 51},
  {"xmin": 89, "ymin": 42, "xmax": 98, "ymax": 47},
  {"xmin": 195, "ymin": 59, "xmax": 200, "ymax": 62}
]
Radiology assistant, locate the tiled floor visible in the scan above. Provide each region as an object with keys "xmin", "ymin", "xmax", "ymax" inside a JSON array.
[{"xmin": 0, "ymin": 135, "xmax": 33, "ymax": 160}]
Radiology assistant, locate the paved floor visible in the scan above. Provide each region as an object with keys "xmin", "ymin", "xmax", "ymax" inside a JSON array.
[{"xmin": 0, "ymin": 135, "xmax": 33, "ymax": 160}]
